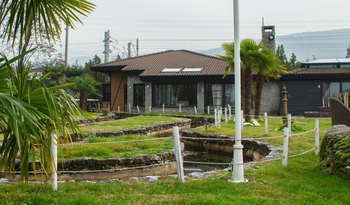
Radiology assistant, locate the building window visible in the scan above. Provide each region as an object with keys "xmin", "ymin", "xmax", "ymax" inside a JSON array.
[
  {"xmin": 102, "ymin": 84, "xmax": 111, "ymax": 101},
  {"xmin": 310, "ymin": 64, "xmax": 337, "ymax": 69},
  {"xmin": 153, "ymin": 83, "xmax": 196, "ymax": 106},
  {"xmin": 133, "ymin": 84, "xmax": 145, "ymax": 107},
  {"xmin": 224, "ymin": 84, "xmax": 235, "ymax": 107},
  {"xmin": 323, "ymin": 82, "xmax": 340, "ymax": 99},
  {"xmin": 205, "ymin": 84, "xmax": 223, "ymax": 108}
]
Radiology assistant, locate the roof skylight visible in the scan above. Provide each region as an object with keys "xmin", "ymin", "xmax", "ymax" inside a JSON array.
[
  {"xmin": 161, "ymin": 67, "xmax": 182, "ymax": 72},
  {"xmin": 182, "ymin": 67, "xmax": 203, "ymax": 72}
]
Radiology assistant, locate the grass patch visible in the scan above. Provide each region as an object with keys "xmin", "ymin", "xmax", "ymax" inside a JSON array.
[
  {"xmin": 58, "ymin": 135, "xmax": 174, "ymax": 160},
  {"xmin": 1, "ymin": 153, "xmax": 349, "ymax": 204},
  {"xmin": 194, "ymin": 117, "xmax": 332, "ymax": 155},
  {"xmin": 80, "ymin": 116, "xmax": 182, "ymax": 133}
]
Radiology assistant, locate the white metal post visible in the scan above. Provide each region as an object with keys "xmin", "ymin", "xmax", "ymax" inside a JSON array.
[
  {"xmin": 282, "ymin": 128, "xmax": 289, "ymax": 167},
  {"xmin": 218, "ymin": 110, "xmax": 221, "ymax": 130},
  {"xmin": 118, "ymin": 106, "xmax": 120, "ymax": 113},
  {"xmin": 228, "ymin": 105, "xmax": 232, "ymax": 120},
  {"xmin": 194, "ymin": 106, "xmax": 197, "ymax": 114},
  {"xmin": 163, "ymin": 104, "xmax": 165, "ymax": 114},
  {"xmin": 288, "ymin": 114, "xmax": 292, "ymax": 138},
  {"xmin": 172, "ymin": 126, "xmax": 185, "ymax": 183},
  {"xmin": 51, "ymin": 135, "xmax": 57, "ymax": 190},
  {"xmin": 225, "ymin": 107, "xmax": 228, "ymax": 123},
  {"xmin": 129, "ymin": 103, "xmax": 131, "ymax": 113},
  {"xmin": 179, "ymin": 104, "xmax": 181, "ymax": 113},
  {"xmin": 215, "ymin": 109, "xmax": 218, "ymax": 127},
  {"xmin": 137, "ymin": 106, "xmax": 140, "ymax": 113},
  {"xmin": 208, "ymin": 106, "xmax": 210, "ymax": 115},
  {"xmin": 241, "ymin": 110, "xmax": 244, "ymax": 131},
  {"xmin": 315, "ymin": 119, "xmax": 319, "ymax": 156},
  {"xmin": 229, "ymin": 0, "xmax": 246, "ymax": 183},
  {"xmin": 264, "ymin": 112, "xmax": 268, "ymax": 135}
]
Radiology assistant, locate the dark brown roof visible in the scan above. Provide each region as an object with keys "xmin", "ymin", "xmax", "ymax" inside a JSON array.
[
  {"xmin": 97, "ymin": 50, "xmax": 227, "ymax": 76},
  {"xmin": 288, "ymin": 68, "xmax": 350, "ymax": 74}
]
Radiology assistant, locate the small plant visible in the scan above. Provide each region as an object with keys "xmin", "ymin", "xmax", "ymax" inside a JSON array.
[
  {"xmin": 87, "ymin": 133, "xmax": 98, "ymax": 143},
  {"xmin": 277, "ymin": 124, "xmax": 304, "ymax": 132}
]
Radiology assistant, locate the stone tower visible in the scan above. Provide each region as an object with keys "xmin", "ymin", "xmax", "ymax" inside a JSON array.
[{"xmin": 262, "ymin": 25, "xmax": 275, "ymax": 52}]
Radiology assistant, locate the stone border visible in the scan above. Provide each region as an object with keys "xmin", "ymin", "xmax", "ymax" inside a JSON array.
[
  {"xmin": 181, "ymin": 129, "xmax": 279, "ymax": 161},
  {"xmin": 75, "ymin": 114, "xmax": 116, "ymax": 124}
]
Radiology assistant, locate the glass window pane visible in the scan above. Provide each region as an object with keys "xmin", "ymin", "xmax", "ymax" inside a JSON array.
[
  {"xmin": 153, "ymin": 84, "xmax": 196, "ymax": 106},
  {"xmin": 133, "ymin": 84, "xmax": 145, "ymax": 106},
  {"xmin": 225, "ymin": 84, "xmax": 235, "ymax": 108}
]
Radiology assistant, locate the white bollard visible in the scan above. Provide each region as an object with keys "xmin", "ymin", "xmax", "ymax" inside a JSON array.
[
  {"xmin": 288, "ymin": 114, "xmax": 292, "ymax": 138},
  {"xmin": 162, "ymin": 104, "xmax": 165, "ymax": 114},
  {"xmin": 129, "ymin": 103, "xmax": 131, "ymax": 113},
  {"xmin": 282, "ymin": 128, "xmax": 289, "ymax": 167},
  {"xmin": 149, "ymin": 106, "xmax": 152, "ymax": 113},
  {"xmin": 118, "ymin": 106, "xmax": 120, "ymax": 113},
  {"xmin": 179, "ymin": 104, "xmax": 181, "ymax": 113},
  {"xmin": 137, "ymin": 105, "xmax": 140, "ymax": 113},
  {"xmin": 264, "ymin": 112, "xmax": 268, "ymax": 135},
  {"xmin": 228, "ymin": 105, "xmax": 232, "ymax": 120},
  {"xmin": 172, "ymin": 126, "xmax": 185, "ymax": 183},
  {"xmin": 225, "ymin": 108, "xmax": 228, "ymax": 123},
  {"xmin": 194, "ymin": 106, "xmax": 197, "ymax": 114},
  {"xmin": 215, "ymin": 109, "xmax": 218, "ymax": 127},
  {"xmin": 51, "ymin": 135, "xmax": 57, "ymax": 190},
  {"xmin": 315, "ymin": 119, "xmax": 319, "ymax": 156},
  {"xmin": 218, "ymin": 109, "xmax": 221, "ymax": 130},
  {"xmin": 207, "ymin": 106, "xmax": 210, "ymax": 115}
]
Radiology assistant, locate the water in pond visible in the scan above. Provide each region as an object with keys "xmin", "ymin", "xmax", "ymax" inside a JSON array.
[{"xmin": 183, "ymin": 147, "xmax": 233, "ymax": 174}]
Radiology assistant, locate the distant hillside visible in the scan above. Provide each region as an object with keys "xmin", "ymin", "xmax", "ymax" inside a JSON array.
[{"xmin": 199, "ymin": 28, "xmax": 350, "ymax": 62}]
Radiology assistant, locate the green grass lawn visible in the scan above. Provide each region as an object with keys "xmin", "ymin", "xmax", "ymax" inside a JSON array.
[
  {"xmin": 58, "ymin": 135, "xmax": 173, "ymax": 159},
  {"xmin": 194, "ymin": 117, "xmax": 331, "ymax": 155},
  {"xmin": 80, "ymin": 115, "xmax": 182, "ymax": 133},
  {"xmin": 1, "ymin": 116, "xmax": 349, "ymax": 204}
]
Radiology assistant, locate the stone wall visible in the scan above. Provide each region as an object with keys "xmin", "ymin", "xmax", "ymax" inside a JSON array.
[
  {"xmin": 260, "ymin": 81, "xmax": 280, "ymax": 115},
  {"xmin": 126, "ymin": 75, "xmax": 144, "ymax": 112}
]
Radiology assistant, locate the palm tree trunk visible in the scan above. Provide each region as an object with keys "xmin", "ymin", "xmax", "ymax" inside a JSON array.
[
  {"xmin": 18, "ymin": 17, "xmax": 34, "ymax": 72},
  {"xmin": 254, "ymin": 72, "xmax": 264, "ymax": 119},
  {"xmin": 243, "ymin": 67, "xmax": 253, "ymax": 122},
  {"xmin": 80, "ymin": 89, "xmax": 88, "ymax": 111}
]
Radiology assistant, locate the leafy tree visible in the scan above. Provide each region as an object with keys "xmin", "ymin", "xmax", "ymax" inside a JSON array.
[
  {"xmin": 346, "ymin": 45, "xmax": 350, "ymax": 58},
  {"xmin": 83, "ymin": 55, "xmax": 108, "ymax": 100},
  {"xmin": 43, "ymin": 64, "xmax": 66, "ymax": 87},
  {"xmin": 0, "ymin": 0, "xmax": 95, "ymax": 71},
  {"xmin": 65, "ymin": 63, "xmax": 84, "ymax": 78},
  {"xmin": 276, "ymin": 45, "xmax": 288, "ymax": 67},
  {"xmin": 288, "ymin": 53, "xmax": 301, "ymax": 70},
  {"xmin": 69, "ymin": 74, "xmax": 101, "ymax": 111}
]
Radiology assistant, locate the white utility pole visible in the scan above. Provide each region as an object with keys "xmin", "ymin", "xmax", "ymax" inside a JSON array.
[
  {"xmin": 136, "ymin": 38, "xmax": 139, "ymax": 56},
  {"xmin": 229, "ymin": 0, "xmax": 246, "ymax": 183},
  {"xmin": 128, "ymin": 42, "xmax": 131, "ymax": 58},
  {"xmin": 103, "ymin": 30, "xmax": 111, "ymax": 63}
]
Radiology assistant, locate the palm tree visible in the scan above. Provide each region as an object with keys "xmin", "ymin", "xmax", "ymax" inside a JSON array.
[
  {"xmin": 0, "ymin": 53, "xmax": 83, "ymax": 182},
  {"xmin": 0, "ymin": 0, "xmax": 95, "ymax": 183},
  {"xmin": 218, "ymin": 39, "xmax": 268, "ymax": 121},
  {"xmin": 254, "ymin": 49, "xmax": 287, "ymax": 118},
  {"xmin": 69, "ymin": 74, "xmax": 101, "ymax": 111},
  {"xmin": 0, "ymin": 0, "xmax": 95, "ymax": 71}
]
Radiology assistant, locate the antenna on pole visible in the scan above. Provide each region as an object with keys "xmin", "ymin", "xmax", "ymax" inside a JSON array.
[
  {"xmin": 262, "ymin": 17, "xmax": 265, "ymax": 26},
  {"xmin": 128, "ymin": 42, "xmax": 131, "ymax": 58}
]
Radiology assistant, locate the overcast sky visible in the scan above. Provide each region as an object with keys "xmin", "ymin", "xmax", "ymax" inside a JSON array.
[{"xmin": 66, "ymin": 0, "xmax": 350, "ymax": 63}]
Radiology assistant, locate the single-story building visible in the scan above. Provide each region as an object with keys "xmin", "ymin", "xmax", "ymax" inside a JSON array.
[
  {"xmin": 280, "ymin": 58, "xmax": 350, "ymax": 116},
  {"xmin": 91, "ymin": 49, "xmax": 280, "ymax": 115}
]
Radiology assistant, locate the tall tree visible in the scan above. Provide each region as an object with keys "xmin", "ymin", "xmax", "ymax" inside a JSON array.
[
  {"xmin": 0, "ymin": 0, "xmax": 95, "ymax": 183},
  {"xmin": 218, "ymin": 39, "xmax": 271, "ymax": 121},
  {"xmin": 288, "ymin": 53, "xmax": 301, "ymax": 70},
  {"xmin": 69, "ymin": 74, "xmax": 101, "ymax": 111},
  {"xmin": 276, "ymin": 45, "xmax": 288, "ymax": 67},
  {"xmin": 254, "ymin": 49, "xmax": 287, "ymax": 118},
  {"xmin": 0, "ymin": 0, "xmax": 95, "ymax": 71}
]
